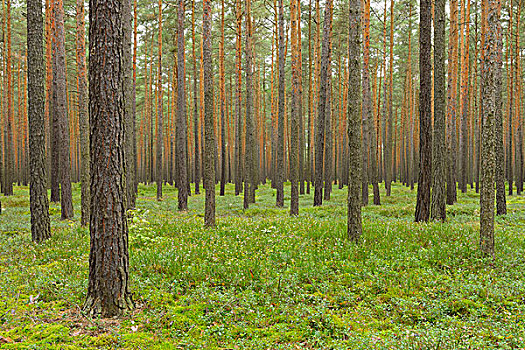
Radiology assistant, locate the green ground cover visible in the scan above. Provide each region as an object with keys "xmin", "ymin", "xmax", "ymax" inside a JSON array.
[{"xmin": 1, "ymin": 183, "xmax": 524, "ymax": 349}]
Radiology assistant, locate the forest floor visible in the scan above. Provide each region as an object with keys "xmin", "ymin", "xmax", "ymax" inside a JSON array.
[{"xmin": 0, "ymin": 182, "xmax": 524, "ymax": 349}]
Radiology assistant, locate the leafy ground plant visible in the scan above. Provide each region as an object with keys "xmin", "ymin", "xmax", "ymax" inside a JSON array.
[{"xmin": 1, "ymin": 183, "xmax": 524, "ymax": 349}]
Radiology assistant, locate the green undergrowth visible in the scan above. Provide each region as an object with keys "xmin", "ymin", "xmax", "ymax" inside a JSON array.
[{"xmin": 1, "ymin": 182, "xmax": 525, "ymax": 349}]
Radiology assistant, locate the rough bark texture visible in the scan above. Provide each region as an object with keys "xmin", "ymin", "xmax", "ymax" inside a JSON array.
[
  {"xmin": 28, "ymin": 0, "xmax": 51, "ymax": 242},
  {"xmin": 415, "ymin": 0, "xmax": 432, "ymax": 222},
  {"xmin": 203, "ymin": 0, "xmax": 215, "ymax": 227},
  {"xmin": 431, "ymin": 0, "xmax": 447, "ymax": 221},
  {"xmin": 480, "ymin": 0, "xmax": 498, "ymax": 258},
  {"xmin": 313, "ymin": 0, "xmax": 332, "ymax": 207},
  {"xmin": 177, "ymin": 0, "xmax": 188, "ymax": 209},
  {"xmin": 275, "ymin": 0, "xmax": 285, "ymax": 208},
  {"xmin": 53, "ymin": 0, "xmax": 73, "ymax": 220},
  {"xmin": 84, "ymin": 0, "xmax": 134, "ymax": 317},
  {"xmin": 347, "ymin": 0, "xmax": 362, "ymax": 242},
  {"xmin": 77, "ymin": 0, "xmax": 90, "ymax": 225}
]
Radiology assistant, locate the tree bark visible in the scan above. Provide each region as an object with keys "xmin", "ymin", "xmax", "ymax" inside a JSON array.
[
  {"xmin": 203, "ymin": 0, "xmax": 215, "ymax": 227},
  {"xmin": 176, "ymin": 0, "xmax": 188, "ymax": 209},
  {"xmin": 77, "ymin": 0, "xmax": 90, "ymax": 224},
  {"xmin": 480, "ymin": 0, "xmax": 498, "ymax": 258},
  {"xmin": 347, "ymin": 0, "xmax": 363, "ymax": 242},
  {"xmin": 275, "ymin": 0, "xmax": 286, "ymax": 207},
  {"xmin": 84, "ymin": 0, "xmax": 134, "ymax": 317},
  {"xmin": 156, "ymin": 0, "xmax": 163, "ymax": 201},
  {"xmin": 53, "ymin": 0, "xmax": 73, "ymax": 220},
  {"xmin": 431, "ymin": 0, "xmax": 447, "ymax": 221},
  {"xmin": 415, "ymin": 0, "xmax": 432, "ymax": 222},
  {"xmin": 28, "ymin": 0, "xmax": 51, "ymax": 242},
  {"xmin": 313, "ymin": 0, "xmax": 332, "ymax": 207}
]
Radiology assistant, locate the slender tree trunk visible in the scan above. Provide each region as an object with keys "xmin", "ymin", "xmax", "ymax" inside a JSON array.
[
  {"xmin": 3, "ymin": 0, "xmax": 13, "ymax": 196},
  {"xmin": 447, "ymin": 0, "xmax": 459, "ymax": 204},
  {"xmin": 313, "ymin": 0, "xmax": 332, "ymax": 206},
  {"xmin": 176, "ymin": 0, "xmax": 188, "ymax": 209},
  {"xmin": 219, "ymin": 0, "xmax": 226, "ymax": 197},
  {"xmin": 480, "ymin": 0, "xmax": 498, "ymax": 258},
  {"xmin": 275, "ymin": 0, "xmax": 286, "ymax": 207},
  {"xmin": 495, "ymin": 0, "xmax": 506, "ymax": 215},
  {"xmin": 431, "ymin": 0, "xmax": 446, "ymax": 221},
  {"xmin": 156, "ymin": 0, "xmax": 163, "ymax": 200},
  {"xmin": 192, "ymin": 0, "xmax": 200, "ymax": 195},
  {"xmin": 28, "ymin": 0, "xmax": 51, "ymax": 242},
  {"xmin": 347, "ymin": 0, "xmax": 362, "ymax": 242},
  {"xmin": 415, "ymin": 0, "xmax": 432, "ymax": 222},
  {"xmin": 234, "ymin": 0, "xmax": 243, "ymax": 196},
  {"xmin": 123, "ymin": 0, "xmax": 135, "ymax": 209},
  {"xmin": 77, "ymin": 0, "xmax": 90, "ymax": 223},
  {"xmin": 84, "ymin": 0, "xmax": 134, "ymax": 317},
  {"xmin": 244, "ymin": 0, "xmax": 257, "ymax": 208},
  {"xmin": 53, "ymin": 0, "xmax": 73, "ymax": 219},
  {"xmin": 290, "ymin": 0, "xmax": 299, "ymax": 215},
  {"xmin": 203, "ymin": 0, "xmax": 215, "ymax": 227}
]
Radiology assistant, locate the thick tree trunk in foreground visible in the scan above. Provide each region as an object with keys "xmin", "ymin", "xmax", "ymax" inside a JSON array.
[
  {"xmin": 203, "ymin": 0, "xmax": 215, "ymax": 227},
  {"xmin": 431, "ymin": 0, "xmax": 446, "ymax": 221},
  {"xmin": 84, "ymin": 0, "xmax": 134, "ymax": 317},
  {"xmin": 415, "ymin": 0, "xmax": 432, "ymax": 222},
  {"xmin": 28, "ymin": 0, "xmax": 51, "ymax": 242},
  {"xmin": 347, "ymin": 0, "xmax": 362, "ymax": 242},
  {"xmin": 447, "ymin": 0, "xmax": 459, "ymax": 205}
]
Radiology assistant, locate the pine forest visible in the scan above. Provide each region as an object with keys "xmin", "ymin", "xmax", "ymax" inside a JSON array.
[{"xmin": 0, "ymin": 0, "xmax": 524, "ymax": 347}]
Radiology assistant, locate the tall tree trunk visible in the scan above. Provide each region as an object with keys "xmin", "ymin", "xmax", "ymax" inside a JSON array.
[
  {"xmin": 447, "ymin": 0, "xmax": 459, "ymax": 204},
  {"xmin": 244, "ymin": 0, "xmax": 257, "ymax": 208},
  {"xmin": 123, "ymin": 0, "xmax": 135, "ymax": 209},
  {"xmin": 275, "ymin": 0, "xmax": 286, "ymax": 207},
  {"xmin": 77, "ymin": 0, "xmax": 90, "ymax": 224},
  {"xmin": 459, "ymin": 0, "xmax": 471, "ymax": 193},
  {"xmin": 313, "ymin": 0, "xmax": 332, "ymax": 206},
  {"xmin": 415, "ymin": 0, "xmax": 432, "ymax": 222},
  {"xmin": 53, "ymin": 0, "xmax": 73, "ymax": 220},
  {"xmin": 347, "ymin": 0, "xmax": 362, "ymax": 242},
  {"xmin": 156, "ymin": 0, "xmax": 163, "ymax": 200},
  {"xmin": 290, "ymin": 0, "xmax": 299, "ymax": 215},
  {"xmin": 192, "ymin": 0, "xmax": 200, "ymax": 195},
  {"xmin": 219, "ymin": 0, "xmax": 226, "ymax": 197},
  {"xmin": 431, "ymin": 0, "xmax": 446, "ymax": 221},
  {"xmin": 480, "ymin": 0, "xmax": 498, "ymax": 258},
  {"xmin": 203, "ymin": 0, "xmax": 215, "ymax": 227},
  {"xmin": 28, "ymin": 0, "xmax": 51, "ymax": 242},
  {"xmin": 84, "ymin": 0, "xmax": 134, "ymax": 317},
  {"xmin": 3, "ymin": 0, "xmax": 13, "ymax": 196},
  {"xmin": 234, "ymin": 0, "xmax": 243, "ymax": 196},
  {"xmin": 176, "ymin": 0, "xmax": 188, "ymax": 209},
  {"xmin": 385, "ymin": 0, "xmax": 394, "ymax": 196},
  {"xmin": 495, "ymin": 0, "xmax": 506, "ymax": 215}
]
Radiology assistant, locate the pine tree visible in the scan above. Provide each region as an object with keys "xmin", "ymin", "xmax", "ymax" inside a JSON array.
[{"xmin": 28, "ymin": 0, "xmax": 51, "ymax": 242}]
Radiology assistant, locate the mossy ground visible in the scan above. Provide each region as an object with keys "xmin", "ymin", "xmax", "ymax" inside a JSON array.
[{"xmin": 1, "ymin": 182, "xmax": 524, "ymax": 349}]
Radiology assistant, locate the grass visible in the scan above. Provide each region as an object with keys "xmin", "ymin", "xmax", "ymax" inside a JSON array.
[{"xmin": 1, "ymin": 182, "xmax": 525, "ymax": 349}]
